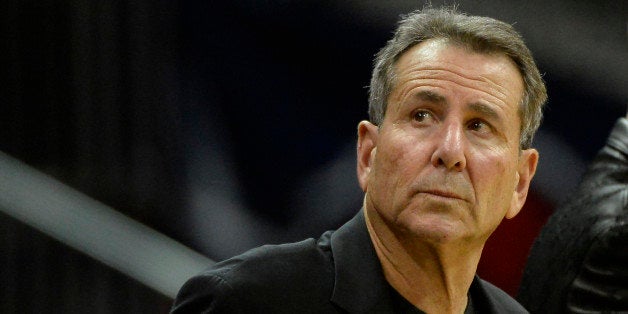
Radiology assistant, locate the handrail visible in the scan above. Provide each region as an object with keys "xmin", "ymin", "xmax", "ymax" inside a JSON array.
[{"xmin": 0, "ymin": 151, "xmax": 214, "ymax": 299}]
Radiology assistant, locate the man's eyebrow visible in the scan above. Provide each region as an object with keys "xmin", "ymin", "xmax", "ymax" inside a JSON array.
[
  {"xmin": 469, "ymin": 102, "xmax": 501, "ymax": 122},
  {"xmin": 415, "ymin": 90, "xmax": 446, "ymax": 103},
  {"xmin": 413, "ymin": 91, "xmax": 502, "ymax": 122}
]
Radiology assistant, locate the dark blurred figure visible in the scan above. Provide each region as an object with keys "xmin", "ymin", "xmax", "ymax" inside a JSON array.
[{"xmin": 518, "ymin": 112, "xmax": 628, "ymax": 313}]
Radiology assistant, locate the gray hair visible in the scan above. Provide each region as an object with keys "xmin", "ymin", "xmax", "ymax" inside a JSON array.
[{"xmin": 368, "ymin": 7, "xmax": 547, "ymax": 149}]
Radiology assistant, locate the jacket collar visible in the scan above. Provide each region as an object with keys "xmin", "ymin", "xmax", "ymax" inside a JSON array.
[
  {"xmin": 328, "ymin": 209, "xmax": 522, "ymax": 313},
  {"xmin": 330, "ymin": 209, "xmax": 390, "ymax": 313}
]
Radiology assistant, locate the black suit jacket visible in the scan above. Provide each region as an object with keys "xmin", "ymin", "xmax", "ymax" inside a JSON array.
[{"xmin": 171, "ymin": 210, "xmax": 528, "ymax": 313}]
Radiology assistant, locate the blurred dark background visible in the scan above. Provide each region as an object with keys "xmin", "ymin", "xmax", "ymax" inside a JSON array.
[{"xmin": 1, "ymin": 0, "xmax": 626, "ymax": 312}]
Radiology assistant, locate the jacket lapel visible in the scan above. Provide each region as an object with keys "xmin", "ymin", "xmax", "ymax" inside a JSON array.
[{"xmin": 330, "ymin": 209, "xmax": 391, "ymax": 313}]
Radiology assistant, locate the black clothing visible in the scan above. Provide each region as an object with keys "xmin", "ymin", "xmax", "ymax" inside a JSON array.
[
  {"xmin": 518, "ymin": 118, "xmax": 628, "ymax": 313},
  {"xmin": 172, "ymin": 210, "xmax": 527, "ymax": 313}
]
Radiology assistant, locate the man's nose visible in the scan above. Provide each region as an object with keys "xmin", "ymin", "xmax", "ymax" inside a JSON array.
[{"xmin": 430, "ymin": 122, "xmax": 467, "ymax": 171}]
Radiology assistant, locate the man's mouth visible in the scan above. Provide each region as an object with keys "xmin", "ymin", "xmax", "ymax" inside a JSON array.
[{"xmin": 420, "ymin": 190, "xmax": 466, "ymax": 201}]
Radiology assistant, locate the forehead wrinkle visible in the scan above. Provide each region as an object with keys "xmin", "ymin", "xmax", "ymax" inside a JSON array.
[
  {"xmin": 396, "ymin": 66, "xmax": 515, "ymax": 109},
  {"xmin": 394, "ymin": 52, "xmax": 507, "ymax": 97}
]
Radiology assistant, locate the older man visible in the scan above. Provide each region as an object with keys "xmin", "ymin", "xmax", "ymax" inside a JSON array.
[{"xmin": 172, "ymin": 6, "xmax": 545, "ymax": 313}]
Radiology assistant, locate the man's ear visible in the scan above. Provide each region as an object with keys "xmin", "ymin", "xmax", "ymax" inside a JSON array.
[
  {"xmin": 357, "ymin": 120, "xmax": 379, "ymax": 192},
  {"xmin": 505, "ymin": 148, "xmax": 539, "ymax": 219}
]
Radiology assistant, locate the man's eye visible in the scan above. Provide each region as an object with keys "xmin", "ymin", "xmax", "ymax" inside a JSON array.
[
  {"xmin": 413, "ymin": 111, "xmax": 432, "ymax": 122},
  {"xmin": 468, "ymin": 120, "xmax": 491, "ymax": 133}
]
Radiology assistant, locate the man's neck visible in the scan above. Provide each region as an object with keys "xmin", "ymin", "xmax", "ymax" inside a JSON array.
[{"xmin": 364, "ymin": 207, "xmax": 483, "ymax": 314}]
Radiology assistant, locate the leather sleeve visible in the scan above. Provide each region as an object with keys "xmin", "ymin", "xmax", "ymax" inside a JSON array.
[
  {"xmin": 518, "ymin": 118, "xmax": 628, "ymax": 313},
  {"xmin": 565, "ymin": 118, "xmax": 628, "ymax": 312}
]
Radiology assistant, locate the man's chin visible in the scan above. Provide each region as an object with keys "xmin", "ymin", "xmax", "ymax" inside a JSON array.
[{"xmin": 398, "ymin": 214, "xmax": 472, "ymax": 245}]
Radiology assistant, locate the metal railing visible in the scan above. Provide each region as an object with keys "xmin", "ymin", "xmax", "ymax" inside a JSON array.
[{"xmin": 0, "ymin": 151, "xmax": 214, "ymax": 299}]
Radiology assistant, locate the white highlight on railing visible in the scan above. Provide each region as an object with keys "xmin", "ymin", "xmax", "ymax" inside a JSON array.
[{"xmin": 0, "ymin": 151, "xmax": 214, "ymax": 299}]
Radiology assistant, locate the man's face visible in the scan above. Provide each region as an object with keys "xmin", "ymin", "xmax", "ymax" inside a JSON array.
[{"xmin": 358, "ymin": 39, "xmax": 538, "ymax": 245}]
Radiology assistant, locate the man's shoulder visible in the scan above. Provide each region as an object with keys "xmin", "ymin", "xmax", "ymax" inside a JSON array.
[
  {"xmin": 212, "ymin": 234, "xmax": 334, "ymax": 285},
  {"xmin": 171, "ymin": 232, "xmax": 338, "ymax": 313}
]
